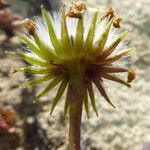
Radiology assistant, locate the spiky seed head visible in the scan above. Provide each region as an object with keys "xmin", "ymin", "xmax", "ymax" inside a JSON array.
[{"xmin": 11, "ymin": 2, "xmax": 136, "ymax": 117}]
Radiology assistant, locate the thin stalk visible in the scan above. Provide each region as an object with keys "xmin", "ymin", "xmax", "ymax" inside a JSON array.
[
  {"xmin": 69, "ymin": 96, "xmax": 83, "ymax": 150},
  {"xmin": 68, "ymin": 63, "xmax": 85, "ymax": 150}
]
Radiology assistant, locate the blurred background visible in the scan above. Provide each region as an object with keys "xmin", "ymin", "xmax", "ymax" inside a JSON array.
[{"xmin": 0, "ymin": 0, "xmax": 150, "ymax": 150}]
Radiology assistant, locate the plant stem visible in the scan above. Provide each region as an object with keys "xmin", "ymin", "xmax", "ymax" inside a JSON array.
[
  {"xmin": 68, "ymin": 63, "xmax": 85, "ymax": 150},
  {"xmin": 69, "ymin": 96, "xmax": 83, "ymax": 150}
]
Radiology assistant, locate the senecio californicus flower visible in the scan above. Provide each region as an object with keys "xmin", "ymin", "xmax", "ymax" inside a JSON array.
[{"xmin": 10, "ymin": 2, "xmax": 136, "ymax": 117}]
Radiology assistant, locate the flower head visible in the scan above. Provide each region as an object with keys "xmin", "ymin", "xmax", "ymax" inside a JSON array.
[{"xmin": 11, "ymin": 2, "xmax": 135, "ymax": 117}]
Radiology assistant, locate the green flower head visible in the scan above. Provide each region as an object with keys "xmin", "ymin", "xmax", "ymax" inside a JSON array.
[{"xmin": 11, "ymin": 2, "xmax": 136, "ymax": 117}]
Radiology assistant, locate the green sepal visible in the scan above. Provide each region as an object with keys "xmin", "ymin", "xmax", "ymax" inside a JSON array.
[
  {"xmin": 87, "ymin": 81, "xmax": 98, "ymax": 117},
  {"xmin": 105, "ymin": 48, "xmax": 134, "ymax": 64},
  {"xmin": 101, "ymin": 73, "xmax": 131, "ymax": 88},
  {"xmin": 33, "ymin": 32, "xmax": 56, "ymax": 60},
  {"xmin": 17, "ymin": 66, "xmax": 52, "ymax": 74},
  {"xmin": 84, "ymin": 11, "xmax": 98, "ymax": 52},
  {"xmin": 21, "ymin": 75, "xmax": 54, "ymax": 88},
  {"xmin": 9, "ymin": 51, "xmax": 50, "ymax": 67},
  {"xmin": 101, "ymin": 31, "xmax": 128, "ymax": 59},
  {"xmin": 61, "ymin": 5, "xmax": 73, "ymax": 54},
  {"xmin": 84, "ymin": 89, "xmax": 90, "ymax": 118},
  {"xmin": 64, "ymin": 98, "xmax": 69, "ymax": 118},
  {"xmin": 41, "ymin": 6, "xmax": 62, "ymax": 54},
  {"xmin": 50, "ymin": 79, "xmax": 68, "ymax": 114},
  {"xmin": 18, "ymin": 34, "xmax": 48, "ymax": 60},
  {"xmin": 36, "ymin": 76, "xmax": 62, "ymax": 99},
  {"xmin": 93, "ymin": 78, "xmax": 116, "ymax": 108},
  {"xmin": 64, "ymin": 84, "xmax": 72, "ymax": 117},
  {"xmin": 75, "ymin": 18, "xmax": 84, "ymax": 55},
  {"xmin": 93, "ymin": 19, "xmax": 113, "ymax": 52}
]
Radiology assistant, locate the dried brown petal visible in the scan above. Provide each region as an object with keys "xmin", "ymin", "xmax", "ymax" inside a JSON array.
[
  {"xmin": 127, "ymin": 68, "xmax": 136, "ymax": 83},
  {"xmin": 100, "ymin": 7, "xmax": 122, "ymax": 28},
  {"xmin": 22, "ymin": 18, "xmax": 36, "ymax": 35},
  {"xmin": 100, "ymin": 7, "xmax": 114, "ymax": 21},
  {"xmin": 73, "ymin": 1, "xmax": 87, "ymax": 11},
  {"xmin": 66, "ymin": 2, "xmax": 87, "ymax": 18},
  {"xmin": 113, "ymin": 15, "xmax": 122, "ymax": 28}
]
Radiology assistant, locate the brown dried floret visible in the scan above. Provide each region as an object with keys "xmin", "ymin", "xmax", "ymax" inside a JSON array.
[
  {"xmin": 101, "ymin": 7, "xmax": 114, "ymax": 21},
  {"xmin": 101, "ymin": 7, "xmax": 122, "ymax": 28},
  {"xmin": 127, "ymin": 68, "xmax": 136, "ymax": 83},
  {"xmin": 22, "ymin": 18, "xmax": 36, "ymax": 35},
  {"xmin": 113, "ymin": 15, "xmax": 122, "ymax": 28},
  {"xmin": 66, "ymin": 1, "xmax": 87, "ymax": 19}
]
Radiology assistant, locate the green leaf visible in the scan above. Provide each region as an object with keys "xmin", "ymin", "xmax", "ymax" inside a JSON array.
[
  {"xmin": 84, "ymin": 89, "xmax": 89, "ymax": 118},
  {"xmin": 105, "ymin": 48, "xmax": 134, "ymax": 64},
  {"xmin": 64, "ymin": 98, "xmax": 69, "ymax": 118},
  {"xmin": 100, "ymin": 31, "xmax": 128, "ymax": 59},
  {"xmin": 84, "ymin": 11, "xmax": 98, "ymax": 52},
  {"xmin": 93, "ymin": 19, "xmax": 113, "ymax": 52},
  {"xmin": 9, "ymin": 51, "xmax": 50, "ymax": 67},
  {"xmin": 21, "ymin": 75, "xmax": 54, "ymax": 88},
  {"xmin": 64, "ymin": 84, "xmax": 72, "ymax": 117},
  {"xmin": 18, "ymin": 34, "xmax": 47, "ymax": 60},
  {"xmin": 93, "ymin": 78, "xmax": 116, "ymax": 108},
  {"xmin": 75, "ymin": 18, "xmax": 84, "ymax": 54},
  {"xmin": 36, "ymin": 76, "xmax": 62, "ymax": 99},
  {"xmin": 50, "ymin": 79, "xmax": 68, "ymax": 114},
  {"xmin": 17, "ymin": 66, "xmax": 51, "ymax": 74},
  {"xmin": 33, "ymin": 32, "xmax": 56, "ymax": 60},
  {"xmin": 87, "ymin": 81, "xmax": 98, "ymax": 117},
  {"xmin": 101, "ymin": 73, "xmax": 131, "ymax": 88},
  {"xmin": 61, "ymin": 5, "xmax": 73, "ymax": 54},
  {"xmin": 41, "ymin": 6, "xmax": 62, "ymax": 54}
]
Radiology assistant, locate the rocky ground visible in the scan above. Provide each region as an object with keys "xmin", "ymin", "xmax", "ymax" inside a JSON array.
[{"xmin": 0, "ymin": 0, "xmax": 150, "ymax": 150}]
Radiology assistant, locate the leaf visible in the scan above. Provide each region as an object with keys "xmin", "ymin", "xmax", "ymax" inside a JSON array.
[
  {"xmin": 64, "ymin": 85, "xmax": 71, "ymax": 117},
  {"xmin": 105, "ymin": 48, "xmax": 134, "ymax": 64},
  {"xmin": 84, "ymin": 11, "xmax": 98, "ymax": 52},
  {"xmin": 92, "ymin": 78, "xmax": 116, "ymax": 108},
  {"xmin": 93, "ymin": 19, "xmax": 113, "ymax": 52},
  {"xmin": 101, "ymin": 73, "xmax": 131, "ymax": 87},
  {"xmin": 18, "ymin": 34, "xmax": 47, "ymax": 60},
  {"xmin": 64, "ymin": 97, "xmax": 69, "ymax": 118},
  {"xmin": 61, "ymin": 5, "xmax": 73, "ymax": 54},
  {"xmin": 41, "ymin": 6, "xmax": 62, "ymax": 54},
  {"xmin": 21, "ymin": 75, "xmax": 54, "ymax": 88},
  {"xmin": 84, "ymin": 88, "xmax": 89, "ymax": 118},
  {"xmin": 92, "ymin": 65, "xmax": 128, "ymax": 73},
  {"xmin": 87, "ymin": 81, "xmax": 98, "ymax": 117},
  {"xmin": 36, "ymin": 76, "xmax": 62, "ymax": 99},
  {"xmin": 17, "ymin": 66, "xmax": 51, "ymax": 74},
  {"xmin": 50, "ymin": 79, "xmax": 68, "ymax": 114},
  {"xmin": 100, "ymin": 31, "xmax": 128, "ymax": 59},
  {"xmin": 33, "ymin": 32, "xmax": 56, "ymax": 60},
  {"xmin": 74, "ymin": 18, "xmax": 84, "ymax": 53},
  {"xmin": 9, "ymin": 51, "xmax": 50, "ymax": 67}
]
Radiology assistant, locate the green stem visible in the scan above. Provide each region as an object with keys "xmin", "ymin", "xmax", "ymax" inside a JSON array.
[
  {"xmin": 68, "ymin": 63, "xmax": 85, "ymax": 150},
  {"xmin": 69, "ymin": 96, "xmax": 83, "ymax": 150}
]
